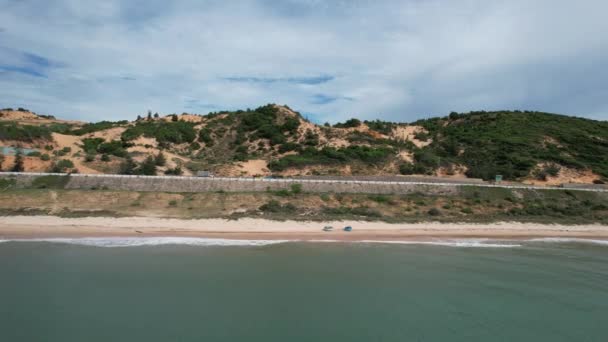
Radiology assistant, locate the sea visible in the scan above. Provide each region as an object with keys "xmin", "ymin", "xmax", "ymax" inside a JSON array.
[{"xmin": 1, "ymin": 238, "xmax": 607, "ymax": 341}]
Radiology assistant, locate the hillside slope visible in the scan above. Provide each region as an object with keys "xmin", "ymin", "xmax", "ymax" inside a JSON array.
[{"xmin": 0, "ymin": 106, "xmax": 606, "ymax": 185}]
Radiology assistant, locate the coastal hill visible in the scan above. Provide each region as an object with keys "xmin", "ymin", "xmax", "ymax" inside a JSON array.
[{"xmin": 0, "ymin": 105, "xmax": 607, "ymax": 185}]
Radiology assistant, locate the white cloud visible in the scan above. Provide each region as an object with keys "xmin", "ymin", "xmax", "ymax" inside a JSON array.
[{"xmin": 0, "ymin": 0, "xmax": 606, "ymax": 122}]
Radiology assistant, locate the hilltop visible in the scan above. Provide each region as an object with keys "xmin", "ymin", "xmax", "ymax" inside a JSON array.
[{"xmin": 0, "ymin": 105, "xmax": 607, "ymax": 185}]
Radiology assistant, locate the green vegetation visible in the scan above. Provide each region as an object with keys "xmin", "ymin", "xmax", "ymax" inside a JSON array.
[
  {"xmin": 155, "ymin": 152, "xmax": 166, "ymax": 166},
  {"xmin": 139, "ymin": 156, "xmax": 157, "ymax": 175},
  {"xmin": 236, "ymin": 104, "xmax": 297, "ymax": 145},
  {"xmin": 30, "ymin": 175, "xmax": 70, "ymax": 189},
  {"xmin": 0, "ymin": 122, "xmax": 53, "ymax": 142},
  {"xmin": 12, "ymin": 151, "xmax": 24, "ymax": 172},
  {"xmin": 0, "ymin": 178, "xmax": 16, "ymax": 190},
  {"xmin": 414, "ymin": 111, "xmax": 608, "ymax": 180},
  {"xmin": 259, "ymin": 200, "xmax": 297, "ymax": 213},
  {"xmin": 69, "ymin": 121, "xmax": 128, "ymax": 135},
  {"xmin": 290, "ymin": 183, "xmax": 303, "ymax": 194},
  {"xmin": 3, "ymin": 104, "xmax": 608, "ymax": 182},
  {"xmin": 269, "ymin": 146, "xmax": 394, "ymax": 171},
  {"xmin": 164, "ymin": 166, "xmax": 183, "ymax": 175},
  {"xmin": 119, "ymin": 156, "xmax": 137, "ymax": 175},
  {"xmin": 333, "ymin": 118, "xmax": 361, "ymax": 128},
  {"xmin": 122, "ymin": 121, "xmax": 197, "ymax": 146},
  {"xmin": 50, "ymin": 159, "xmax": 75, "ymax": 173},
  {"xmin": 0, "ymin": 184, "xmax": 606, "ymax": 223},
  {"xmin": 364, "ymin": 120, "xmax": 396, "ymax": 135}
]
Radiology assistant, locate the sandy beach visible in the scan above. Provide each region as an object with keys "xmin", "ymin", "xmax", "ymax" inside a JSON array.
[{"xmin": 1, "ymin": 215, "xmax": 608, "ymax": 241}]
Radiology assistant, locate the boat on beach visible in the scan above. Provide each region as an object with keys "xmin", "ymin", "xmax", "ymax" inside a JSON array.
[
  {"xmin": 322, "ymin": 226, "xmax": 333, "ymax": 232},
  {"xmin": 343, "ymin": 226, "xmax": 352, "ymax": 232}
]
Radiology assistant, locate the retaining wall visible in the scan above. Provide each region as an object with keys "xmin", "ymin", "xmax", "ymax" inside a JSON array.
[{"xmin": 1, "ymin": 172, "xmax": 606, "ymax": 194}]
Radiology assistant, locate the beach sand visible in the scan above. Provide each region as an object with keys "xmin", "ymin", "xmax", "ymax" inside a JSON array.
[{"xmin": 1, "ymin": 215, "xmax": 607, "ymax": 241}]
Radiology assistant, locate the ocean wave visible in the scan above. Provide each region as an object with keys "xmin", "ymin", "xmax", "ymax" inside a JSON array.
[
  {"xmin": 529, "ymin": 238, "xmax": 608, "ymax": 246},
  {"xmin": 358, "ymin": 240, "xmax": 522, "ymax": 248},
  {"xmin": 1, "ymin": 237, "xmax": 290, "ymax": 248}
]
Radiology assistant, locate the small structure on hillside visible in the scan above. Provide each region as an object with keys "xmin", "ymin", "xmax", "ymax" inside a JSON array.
[{"xmin": 196, "ymin": 171, "xmax": 213, "ymax": 177}]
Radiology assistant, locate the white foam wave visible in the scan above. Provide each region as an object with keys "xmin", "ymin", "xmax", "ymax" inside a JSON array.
[
  {"xmin": 529, "ymin": 238, "xmax": 608, "ymax": 246},
  {"xmin": 2, "ymin": 237, "xmax": 290, "ymax": 248},
  {"xmin": 358, "ymin": 239, "xmax": 521, "ymax": 248}
]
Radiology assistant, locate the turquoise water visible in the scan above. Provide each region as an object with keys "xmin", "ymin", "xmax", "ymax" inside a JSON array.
[
  {"xmin": 1, "ymin": 239, "xmax": 607, "ymax": 341},
  {"xmin": 0, "ymin": 146, "xmax": 37, "ymax": 156}
]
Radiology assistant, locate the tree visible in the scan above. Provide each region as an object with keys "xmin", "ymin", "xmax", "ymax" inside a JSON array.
[
  {"xmin": 85, "ymin": 152, "xmax": 96, "ymax": 162},
  {"xmin": 155, "ymin": 152, "xmax": 166, "ymax": 166},
  {"xmin": 119, "ymin": 156, "xmax": 137, "ymax": 175},
  {"xmin": 147, "ymin": 110, "xmax": 152, "ymax": 121},
  {"xmin": 12, "ymin": 151, "xmax": 24, "ymax": 172},
  {"xmin": 136, "ymin": 115, "xmax": 143, "ymax": 121},
  {"xmin": 399, "ymin": 162, "xmax": 415, "ymax": 175},
  {"xmin": 0, "ymin": 153, "xmax": 4, "ymax": 171},
  {"xmin": 164, "ymin": 166, "xmax": 183, "ymax": 175},
  {"xmin": 50, "ymin": 159, "xmax": 74, "ymax": 173},
  {"xmin": 171, "ymin": 114, "xmax": 178, "ymax": 122},
  {"xmin": 154, "ymin": 112, "xmax": 160, "ymax": 119},
  {"xmin": 139, "ymin": 155, "xmax": 157, "ymax": 175}
]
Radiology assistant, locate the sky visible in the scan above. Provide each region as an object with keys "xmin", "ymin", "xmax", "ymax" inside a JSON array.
[{"xmin": 0, "ymin": 0, "xmax": 607, "ymax": 123}]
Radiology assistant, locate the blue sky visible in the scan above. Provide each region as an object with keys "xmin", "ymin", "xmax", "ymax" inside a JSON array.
[{"xmin": 0, "ymin": 0, "xmax": 607, "ymax": 123}]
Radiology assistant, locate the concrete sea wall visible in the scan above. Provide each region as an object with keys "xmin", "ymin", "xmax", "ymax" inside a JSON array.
[{"xmin": 1, "ymin": 172, "xmax": 606, "ymax": 194}]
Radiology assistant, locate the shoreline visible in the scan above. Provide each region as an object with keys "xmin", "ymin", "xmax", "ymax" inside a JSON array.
[{"xmin": 1, "ymin": 215, "xmax": 608, "ymax": 241}]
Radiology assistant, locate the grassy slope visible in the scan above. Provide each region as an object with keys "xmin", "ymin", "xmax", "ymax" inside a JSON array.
[{"xmin": 1, "ymin": 185, "xmax": 606, "ymax": 224}]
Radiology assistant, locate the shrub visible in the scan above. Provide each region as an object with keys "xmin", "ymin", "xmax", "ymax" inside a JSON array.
[
  {"xmin": 50, "ymin": 159, "xmax": 74, "ymax": 173},
  {"xmin": 427, "ymin": 208, "xmax": 442, "ymax": 216},
  {"xmin": 40, "ymin": 154, "xmax": 50, "ymax": 161},
  {"xmin": 259, "ymin": 200, "xmax": 296, "ymax": 213},
  {"xmin": 122, "ymin": 121, "xmax": 197, "ymax": 145},
  {"xmin": 81, "ymin": 138, "xmax": 104, "ymax": 152},
  {"xmin": 69, "ymin": 121, "xmax": 128, "ymax": 135},
  {"xmin": 278, "ymin": 142, "xmax": 299, "ymax": 153},
  {"xmin": 0, "ymin": 122, "xmax": 53, "ymax": 142},
  {"xmin": 290, "ymin": 183, "xmax": 303, "ymax": 194},
  {"xmin": 155, "ymin": 152, "xmax": 166, "ymax": 166},
  {"xmin": 268, "ymin": 146, "xmax": 393, "ymax": 171},
  {"xmin": 164, "ymin": 166, "xmax": 183, "ymax": 175},
  {"xmin": 119, "ymin": 156, "xmax": 137, "ymax": 175},
  {"xmin": 101, "ymin": 154, "xmax": 110, "ymax": 162},
  {"xmin": 31, "ymin": 175, "xmax": 70, "ymax": 189},
  {"xmin": 12, "ymin": 152, "xmax": 24, "ymax": 172},
  {"xmin": 460, "ymin": 207, "xmax": 473, "ymax": 214},
  {"xmin": 138, "ymin": 156, "xmax": 157, "ymax": 175},
  {"xmin": 368, "ymin": 195, "xmax": 389, "ymax": 203},
  {"xmin": 27, "ymin": 151, "xmax": 41, "ymax": 157},
  {"xmin": 97, "ymin": 141, "xmax": 127, "ymax": 157},
  {"xmin": 399, "ymin": 162, "xmax": 415, "ymax": 175},
  {"xmin": 333, "ymin": 118, "xmax": 361, "ymax": 128}
]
